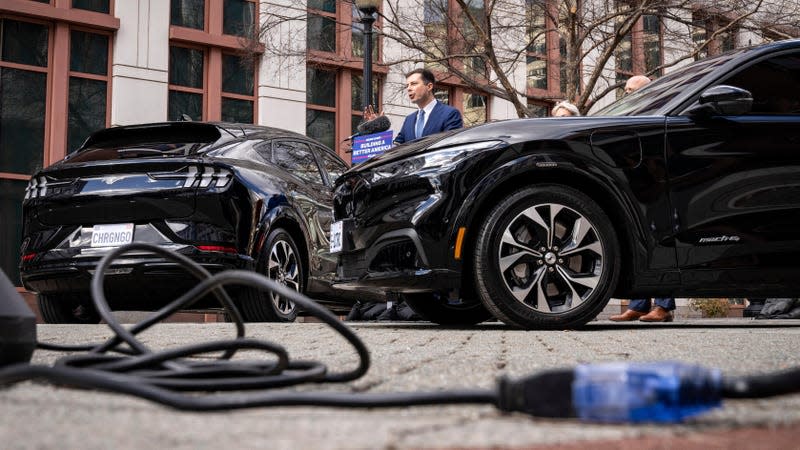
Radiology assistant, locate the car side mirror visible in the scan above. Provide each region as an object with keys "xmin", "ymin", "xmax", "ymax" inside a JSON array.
[{"xmin": 686, "ymin": 85, "xmax": 753, "ymax": 118}]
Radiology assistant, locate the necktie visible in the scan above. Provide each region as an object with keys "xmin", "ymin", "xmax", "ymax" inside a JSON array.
[{"xmin": 415, "ymin": 109, "xmax": 425, "ymax": 139}]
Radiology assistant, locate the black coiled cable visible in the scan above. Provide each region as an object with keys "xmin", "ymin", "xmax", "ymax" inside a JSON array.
[
  {"xmin": 0, "ymin": 243, "xmax": 496, "ymax": 410},
  {"xmin": 1, "ymin": 243, "xmax": 799, "ymax": 415}
]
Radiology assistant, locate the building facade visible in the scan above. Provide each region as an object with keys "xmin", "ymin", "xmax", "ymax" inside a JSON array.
[{"xmin": 0, "ymin": 0, "xmax": 795, "ymax": 285}]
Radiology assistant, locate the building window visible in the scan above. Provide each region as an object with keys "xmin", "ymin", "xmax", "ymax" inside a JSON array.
[
  {"xmin": 0, "ymin": 18, "xmax": 49, "ymax": 283},
  {"xmin": 67, "ymin": 30, "xmax": 110, "ymax": 152},
  {"xmin": 171, "ymin": 0, "xmax": 205, "ymax": 30},
  {"xmin": 168, "ymin": 45, "xmax": 205, "ymax": 121},
  {"xmin": 693, "ymin": 12, "xmax": 737, "ymax": 60},
  {"xmin": 168, "ymin": 0, "xmax": 257, "ymax": 122},
  {"xmin": 526, "ymin": 2, "xmax": 547, "ymax": 90},
  {"xmin": 422, "ymin": 0, "xmax": 448, "ymax": 73},
  {"xmin": 306, "ymin": 67, "xmax": 336, "ymax": 150},
  {"xmin": 307, "ymin": 0, "xmax": 336, "ymax": 53},
  {"xmin": 72, "ymin": 0, "xmax": 111, "ymax": 14},
  {"xmin": 223, "ymin": 0, "xmax": 255, "ymax": 38},
  {"xmin": 615, "ymin": 7, "xmax": 664, "ymax": 98},
  {"xmin": 527, "ymin": 100, "xmax": 550, "ymax": 117},
  {"xmin": 434, "ymin": 87, "xmax": 450, "ymax": 105},
  {"xmin": 643, "ymin": 14, "xmax": 662, "ymax": 76},
  {"xmin": 351, "ymin": 72, "xmax": 380, "ymax": 138},
  {"xmin": 418, "ymin": 0, "xmax": 490, "ymax": 126},
  {"xmin": 525, "ymin": 0, "xmax": 571, "ymax": 103},
  {"xmin": 221, "ymin": 53, "xmax": 255, "ymax": 122},
  {"xmin": 461, "ymin": 0, "xmax": 486, "ymax": 78},
  {"xmin": 463, "ymin": 91, "xmax": 487, "ymax": 126},
  {"xmin": 433, "ymin": 85, "xmax": 489, "ymax": 126},
  {"xmin": 614, "ymin": 33, "xmax": 633, "ymax": 98},
  {"xmin": 1, "ymin": 18, "xmax": 48, "ymax": 175},
  {"xmin": 305, "ymin": 2, "xmax": 386, "ymax": 161}
]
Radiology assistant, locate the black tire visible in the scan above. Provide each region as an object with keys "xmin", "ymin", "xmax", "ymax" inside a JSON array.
[
  {"xmin": 473, "ymin": 185, "xmax": 620, "ymax": 329},
  {"xmin": 38, "ymin": 293, "xmax": 101, "ymax": 324},
  {"xmin": 240, "ymin": 228, "xmax": 302, "ymax": 322},
  {"xmin": 402, "ymin": 291, "xmax": 492, "ymax": 325}
]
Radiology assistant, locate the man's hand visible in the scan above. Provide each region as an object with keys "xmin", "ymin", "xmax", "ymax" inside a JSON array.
[{"xmin": 363, "ymin": 105, "xmax": 383, "ymax": 122}]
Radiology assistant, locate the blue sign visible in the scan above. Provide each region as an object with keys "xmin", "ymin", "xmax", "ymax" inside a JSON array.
[{"xmin": 351, "ymin": 130, "xmax": 393, "ymax": 165}]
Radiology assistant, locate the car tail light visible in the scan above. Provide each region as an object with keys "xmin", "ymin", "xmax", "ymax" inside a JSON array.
[
  {"xmin": 21, "ymin": 253, "xmax": 36, "ymax": 262},
  {"xmin": 24, "ymin": 176, "xmax": 74, "ymax": 200},
  {"xmin": 195, "ymin": 245, "xmax": 238, "ymax": 254},
  {"xmin": 149, "ymin": 165, "xmax": 233, "ymax": 189}
]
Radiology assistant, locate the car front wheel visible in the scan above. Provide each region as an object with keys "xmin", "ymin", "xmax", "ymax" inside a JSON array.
[
  {"xmin": 473, "ymin": 185, "xmax": 620, "ymax": 329},
  {"xmin": 240, "ymin": 228, "xmax": 302, "ymax": 322}
]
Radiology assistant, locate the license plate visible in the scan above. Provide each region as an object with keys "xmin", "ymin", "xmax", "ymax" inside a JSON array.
[
  {"xmin": 91, "ymin": 223, "xmax": 134, "ymax": 248},
  {"xmin": 329, "ymin": 220, "xmax": 343, "ymax": 253}
]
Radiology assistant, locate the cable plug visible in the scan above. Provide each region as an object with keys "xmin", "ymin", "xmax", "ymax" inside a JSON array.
[
  {"xmin": 497, "ymin": 362, "xmax": 722, "ymax": 423},
  {"xmin": 497, "ymin": 369, "xmax": 577, "ymax": 418},
  {"xmin": 572, "ymin": 361, "xmax": 722, "ymax": 423}
]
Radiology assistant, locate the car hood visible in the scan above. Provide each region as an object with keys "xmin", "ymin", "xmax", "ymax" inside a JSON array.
[{"xmin": 346, "ymin": 116, "xmax": 663, "ymax": 174}]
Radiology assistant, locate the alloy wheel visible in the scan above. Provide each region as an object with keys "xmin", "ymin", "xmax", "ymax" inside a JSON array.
[
  {"xmin": 267, "ymin": 239, "xmax": 299, "ymax": 315},
  {"xmin": 497, "ymin": 202, "xmax": 604, "ymax": 314}
]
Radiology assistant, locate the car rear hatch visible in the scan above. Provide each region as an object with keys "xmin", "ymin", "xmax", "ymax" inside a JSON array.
[{"xmin": 24, "ymin": 122, "xmax": 235, "ymax": 226}]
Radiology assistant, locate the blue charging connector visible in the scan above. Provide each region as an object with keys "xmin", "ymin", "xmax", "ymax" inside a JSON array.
[{"xmin": 572, "ymin": 362, "xmax": 722, "ymax": 423}]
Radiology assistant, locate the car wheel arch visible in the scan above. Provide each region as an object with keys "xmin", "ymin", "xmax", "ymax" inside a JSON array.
[
  {"xmin": 455, "ymin": 162, "xmax": 642, "ymax": 295},
  {"xmin": 253, "ymin": 210, "xmax": 311, "ymax": 290}
]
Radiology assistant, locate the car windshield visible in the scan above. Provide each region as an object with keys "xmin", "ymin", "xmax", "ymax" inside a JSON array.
[{"xmin": 594, "ymin": 50, "xmax": 744, "ymax": 117}]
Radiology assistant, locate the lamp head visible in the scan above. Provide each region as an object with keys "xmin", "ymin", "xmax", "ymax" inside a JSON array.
[{"xmin": 355, "ymin": 0, "xmax": 380, "ymax": 15}]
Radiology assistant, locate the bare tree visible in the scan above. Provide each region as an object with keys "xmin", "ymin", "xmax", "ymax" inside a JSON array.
[{"xmin": 260, "ymin": 0, "xmax": 800, "ymax": 117}]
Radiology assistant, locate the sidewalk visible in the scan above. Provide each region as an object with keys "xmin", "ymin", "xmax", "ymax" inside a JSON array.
[{"xmin": 3, "ymin": 320, "xmax": 799, "ymax": 449}]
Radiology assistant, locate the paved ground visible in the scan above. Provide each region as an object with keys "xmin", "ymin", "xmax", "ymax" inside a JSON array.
[{"xmin": 2, "ymin": 318, "xmax": 800, "ymax": 449}]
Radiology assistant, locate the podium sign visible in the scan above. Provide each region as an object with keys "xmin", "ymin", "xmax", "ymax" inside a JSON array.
[{"xmin": 351, "ymin": 130, "xmax": 393, "ymax": 165}]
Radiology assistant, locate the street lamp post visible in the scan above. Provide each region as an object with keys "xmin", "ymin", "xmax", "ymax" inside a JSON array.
[{"xmin": 355, "ymin": 0, "xmax": 380, "ymax": 110}]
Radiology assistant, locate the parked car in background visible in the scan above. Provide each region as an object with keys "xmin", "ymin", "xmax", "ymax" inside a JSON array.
[
  {"xmin": 20, "ymin": 122, "xmax": 352, "ymax": 323},
  {"xmin": 331, "ymin": 39, "xmax": 800, "ymax": 329}
]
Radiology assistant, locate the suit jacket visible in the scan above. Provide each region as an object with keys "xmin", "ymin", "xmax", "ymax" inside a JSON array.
[{"xmin": 394, "ymin": 102, "xmax": 463, "ymax": 144}]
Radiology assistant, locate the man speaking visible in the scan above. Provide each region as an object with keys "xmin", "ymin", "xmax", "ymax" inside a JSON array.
[{"xmin": 394, "ymin": 68, "xmax": 463, "ymax": 144}]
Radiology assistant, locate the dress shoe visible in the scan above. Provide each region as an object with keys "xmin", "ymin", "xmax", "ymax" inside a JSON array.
[
  {"xmin": 639, "ymin": 306, "xmax": 674, "ymax": 322},
  {"xmin": 609, "ymin": 309, "xmax": 646, "ymax": 322}
]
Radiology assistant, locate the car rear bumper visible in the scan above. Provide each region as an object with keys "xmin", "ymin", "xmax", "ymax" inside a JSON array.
[{"xmin": 20, "ymin": 249, "xmax": 253, "ymax": 306}]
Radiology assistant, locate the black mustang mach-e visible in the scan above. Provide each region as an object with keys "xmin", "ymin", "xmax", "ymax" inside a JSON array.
[
  {"xmin": 332, "ymin": 39, "xmax": 800, "ymax": 329},
  {"xmin": 20, "ymin": 122, "xmax": 350, "ymax": 323}
]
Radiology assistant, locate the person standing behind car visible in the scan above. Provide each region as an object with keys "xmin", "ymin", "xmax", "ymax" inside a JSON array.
[
  {"xmin": 551, "ymin": 101, "xmax": 580, "ymax": 117},
  {"xmin": 624, "ymin": 75, "xmax": 651, "ymax": 95},
  {"xmin": 610, "ymin": 73, "xmax": 675, "ymax": 323},
  {"xmin": 394, "ymin": 68, "xmax": 463, "ymax": 144}
]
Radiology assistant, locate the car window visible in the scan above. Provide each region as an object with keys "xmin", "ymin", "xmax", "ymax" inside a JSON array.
[
  {"xmin": 272, "ymin": 140, "xmax": 324, "ymax": 184},
  {"xmin": 718, "ymin": 53, "xmax": 800, "ymax": 115},
  {"xmin": 251, "ymin": 141, "xmax": 272, "ymax": 165},
  {"xmin": 317, "ymin": 149, "xmax": 348, "ymax": 184},
  {"xmin": 595, "ymin": 50, "xmax": 741, "ymax": 117}
]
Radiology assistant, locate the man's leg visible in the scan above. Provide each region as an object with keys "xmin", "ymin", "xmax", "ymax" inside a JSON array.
[
  {"xmin": 628, "ymin": 299, "xmax": 652, "ymax": 312},
  {"xmin": 640, "ymin": 297, "xmax": 674, "ymax": 322},
  {"xmin": 609, "ymin": 299, "xmax": 651, "ymax": 321},
  {"xmin": 653, "ymin": 297, "xmax": 675, "ymax": 311}
]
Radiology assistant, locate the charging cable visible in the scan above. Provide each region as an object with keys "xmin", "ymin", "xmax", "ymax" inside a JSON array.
[{"xmin": 1, "ymin": 243, "xmax": 799, "ymax": 422}]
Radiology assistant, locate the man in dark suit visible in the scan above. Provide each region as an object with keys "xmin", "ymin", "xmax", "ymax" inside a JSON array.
[{"xmin": 394, "ymin": 68, "xmax": 463, "ymax": 144}]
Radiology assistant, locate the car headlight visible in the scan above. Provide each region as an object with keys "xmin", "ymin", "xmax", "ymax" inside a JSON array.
[{"xmin": 370, "ymin": 140, "xmax": 503, "ymax": 181}]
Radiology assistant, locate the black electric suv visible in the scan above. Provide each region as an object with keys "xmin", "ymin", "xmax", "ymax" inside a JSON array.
[{"xmin": 332, "ymin": 39, "xmax": 800, "ymax": 329}]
